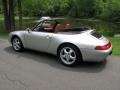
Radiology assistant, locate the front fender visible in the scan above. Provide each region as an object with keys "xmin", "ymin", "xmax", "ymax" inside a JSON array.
[{"xmin": 8, "ymin": 31, "xmax": 27, "ymax": 47}]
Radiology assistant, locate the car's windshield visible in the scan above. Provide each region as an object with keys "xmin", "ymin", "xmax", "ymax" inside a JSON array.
[{"xmin": 32, "ymin": 20, "xmax": 58, "ymax": 32}]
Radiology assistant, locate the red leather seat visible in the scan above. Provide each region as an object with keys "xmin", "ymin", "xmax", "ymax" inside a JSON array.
[
  {"xmin": 55, "ymin": 24, "xmax": 61, "ymax": 32},
  {"xmin": 65, "ymin": 24, "xmax": 71, "ymax": 29}
]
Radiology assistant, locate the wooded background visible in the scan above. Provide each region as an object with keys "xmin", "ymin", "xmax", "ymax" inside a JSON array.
[{"xmin": 0, "ymin": 0, "xmax": 120, "ymax": 31}]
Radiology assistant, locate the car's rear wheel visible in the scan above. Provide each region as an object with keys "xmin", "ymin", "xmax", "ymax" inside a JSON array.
[
  {"xmin": 58, "ymin": 44, "xmax": 82, "ymax": 66},
  {"xmin": 12, "ymin": 37, "xmax": 24, "ymax": 52}
]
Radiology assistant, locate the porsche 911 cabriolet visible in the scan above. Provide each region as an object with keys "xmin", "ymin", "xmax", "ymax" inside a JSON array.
[{"xmin": 8, "ymin": 19, "xmax": 112, "ymax": 66}]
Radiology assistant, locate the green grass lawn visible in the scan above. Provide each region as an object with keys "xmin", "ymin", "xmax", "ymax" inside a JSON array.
[
  {"xmin": 0, "ymin": 14, "xmax": 4, "ymax": 20},
  {"xmin": 108, "ymin": 37, "xmax": 120, "ymax": 56},
  {"xmin": 0, "ymin": 14, "xmax": 3, "ymax": 18},
  {"xmin": 0, "ymin": 32, "xmax": 9, "ymax": 38}
]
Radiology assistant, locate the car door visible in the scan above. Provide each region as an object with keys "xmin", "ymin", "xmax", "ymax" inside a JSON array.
[{"xmin": 24, "ymin": 31, "xmax": 53, "ymax": 52}]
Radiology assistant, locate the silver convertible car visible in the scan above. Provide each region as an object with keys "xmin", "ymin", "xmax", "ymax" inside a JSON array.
[{"xmin": 8, "ymin": 19, "xmax": 112, "ymax": 66}]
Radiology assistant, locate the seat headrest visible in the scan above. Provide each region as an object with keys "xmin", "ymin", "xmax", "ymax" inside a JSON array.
[
  {"xmin": 65, "ymin": 24, "xmax": 71, "ymax": 29},
  {"xmin": 55, "ymin": 24, "xmax": 61, "ymax": 32}
]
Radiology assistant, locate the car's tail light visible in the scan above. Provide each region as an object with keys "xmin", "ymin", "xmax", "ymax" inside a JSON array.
[{"xmin": 95, "ymin": 42, "xmax": 111, "ymax": 50}]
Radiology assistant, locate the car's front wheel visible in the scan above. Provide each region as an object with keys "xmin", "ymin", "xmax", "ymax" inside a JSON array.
[
  {"xmin": 12, "ymin": 37, "xmax": 24, "ymax": 52},
  {"xmin": 58, "ymin": 44, "xmax": 82, "ymax": 66}
]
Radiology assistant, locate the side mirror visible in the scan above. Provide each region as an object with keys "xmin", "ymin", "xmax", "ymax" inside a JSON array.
[{"xmin": 26, "ymin": 28, "xmax": 31, "ymax": 33}]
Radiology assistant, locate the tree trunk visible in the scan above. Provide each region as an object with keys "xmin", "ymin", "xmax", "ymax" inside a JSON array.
[
  {"xmin": 2, "ymin": 0, "xmax": 15, "ymax": 31},
  {"xmin": 18, "ymin": 0, "xmax": 22, "ymax": 29},
  {"xmin": 8, "ymin": 0, "xmax": 15, "ymax": 31},
  {"xmin": 2, "ymin": 0, "xmax": 11, "ymax": 31}
]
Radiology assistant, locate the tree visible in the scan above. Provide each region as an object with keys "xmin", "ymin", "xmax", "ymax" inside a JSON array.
[
  {"xmin": 2, "ymin": 0, "xmax": 11, "ymax": 31},
  {"xmin": 2, "ymin": 0, "xmax": 15, "ymax": 31},
  {"xmin": 17, "ymin": 0, "xmax": 22, "ymax": 29},
  {"xmin": 9, "ymin": 0, "xmax": 15, "ymax": 31},
  {"xmin": 0, "ymin": 0, "xmax": 3, "ymax": 13}
]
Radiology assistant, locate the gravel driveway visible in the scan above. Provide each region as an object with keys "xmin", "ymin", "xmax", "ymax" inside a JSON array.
[{"xmin": 0, "ymin": 39, "xmax": 120, "ymax": 90}]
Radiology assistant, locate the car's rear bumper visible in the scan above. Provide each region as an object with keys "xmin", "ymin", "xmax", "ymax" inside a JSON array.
[{"xmin": 81, "ymin": 46, "xmax": 112, "ymax": 62}]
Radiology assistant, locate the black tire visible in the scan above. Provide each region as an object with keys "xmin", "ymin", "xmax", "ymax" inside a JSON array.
[
  {"xmin": 58, "ymin": 44, "xmax": 82, "ymax": 66},
  {"xmin": 11, "ymin": 37, "xmax": 24, "ymax": 52}
]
